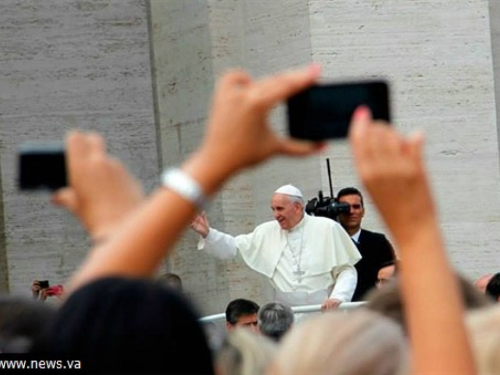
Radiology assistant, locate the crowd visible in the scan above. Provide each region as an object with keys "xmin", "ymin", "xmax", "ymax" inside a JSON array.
[{"xmin": 0, "ymin": 63, "xmax": 498, "ymax": 375}]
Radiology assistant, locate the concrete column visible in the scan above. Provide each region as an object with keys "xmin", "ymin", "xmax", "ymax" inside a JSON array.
[{"xmin": 0, "ymin": 0, "xmax": 157, "ymax": 294}]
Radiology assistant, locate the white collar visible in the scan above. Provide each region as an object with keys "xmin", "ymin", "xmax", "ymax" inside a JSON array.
[
  {"xmin": 351, "ymin": 229, "xmax": 362, "ymax": 243},
  {"xmin": 288, "ymin": 214, "xmax": 306, "ymax": 233}
]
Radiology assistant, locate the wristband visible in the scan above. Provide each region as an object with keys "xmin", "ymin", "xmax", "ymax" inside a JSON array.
[{"xmin": 161, "ymin": 168, "xmax": 206, "ymax": 209}]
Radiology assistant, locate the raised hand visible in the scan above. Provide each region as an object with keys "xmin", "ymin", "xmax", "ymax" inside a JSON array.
[
  {"xmin": 348, "ymin": 106, "xmax": 475, "ymax": 375},
  {"xmin": 190, "ymin": 211, "xmax": 210, "ymax": 238},
  {"xmin": 51, "ymin": 131, "xmax": 144, "ymax": 243},
  {"xmin": 183, "ymin": 65, "xmax": 327, "ymax": 194},
  {"xmin": 348, "ymin": 106, "xmax": 429, "ymax": 245}
]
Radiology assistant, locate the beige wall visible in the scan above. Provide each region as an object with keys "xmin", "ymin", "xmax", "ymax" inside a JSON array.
[{"xmin": 0, "ymin": 0, "xmax": 157, "ymax": 295}]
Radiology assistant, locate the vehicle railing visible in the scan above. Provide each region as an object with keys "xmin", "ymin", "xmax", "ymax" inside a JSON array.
[{"xmin": 199, "ymin": 301, "xmax": 367, "ymax": 323}]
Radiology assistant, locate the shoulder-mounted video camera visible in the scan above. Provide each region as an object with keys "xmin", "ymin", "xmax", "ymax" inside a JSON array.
[
  {"xmin": 305, "ymin": 158, "xmax": 349, "ymax": 221},
  {"xmin": 305, "ymin": 191, "xmax": 350, "ymax": 220}
]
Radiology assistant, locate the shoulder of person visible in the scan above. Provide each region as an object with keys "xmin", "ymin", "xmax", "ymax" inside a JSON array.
[
  {"xmin": 360, "ymin": 229, "xmax": 390, "ymax": 242},
  {"xmin": 254, "ymin": 220, "xmax": 280, "ymax": 232},
  {"xmin": 306, "ymin": 215, "xmax": 342, "ymax": 228}
]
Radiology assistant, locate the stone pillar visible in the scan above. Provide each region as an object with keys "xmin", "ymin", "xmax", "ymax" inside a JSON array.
[{"xmin": 0, "ymin": 0, "xmax": 157, "ymax": 294}]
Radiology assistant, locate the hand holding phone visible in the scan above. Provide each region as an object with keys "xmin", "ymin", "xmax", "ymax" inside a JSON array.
[
  {"xmin": 287, "ymin": 80, "xmax": 391, "ymax": 140},
  {"xmin": 37, "ymin": 280, "xmax": 50, "ymax": 289}
]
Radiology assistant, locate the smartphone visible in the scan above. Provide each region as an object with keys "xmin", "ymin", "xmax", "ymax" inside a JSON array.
[
  {"xmin": 38, "ymin": 280, "xmax": 50, "ymax": 289},
  {"xmin": 287, "ymin": 80, "xmax": 391, "ymax": 140},
  {"xmin": 18, "ymin": 142, "xmax": 66, "ymax": 190}
]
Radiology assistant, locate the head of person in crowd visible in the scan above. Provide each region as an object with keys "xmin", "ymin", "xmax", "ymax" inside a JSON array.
[
  {"xmin": 38, "ymin": 277, "xmax": 214, "ymax": 374},
  {"xmin": 31, "ymin": 280, "xmax": 63, "ymax": 302},
  {"xmin": 336, "ymin": 187, "xmax": 365, "ymax": 236},
  {"xmin": 157, "ymin": 272, "xmax": 183, "ymax": 293},
  {"xmin": 466, "ymin": 304, "xmax": 500, "ymax": 374},
  {"xmin": 271, "ymin": 184, "xmax": 305, "ymax": 230},
  {"xmin": 0, "ymin": 295, "xmax": 56, "ymax": 353},
  {"xmin": 257, "ymin": 302, "xmax": 294, "ymax": 342},
  {"xmin": 485, "ymin": 272, "xmax": 500, "ymax": 302},
  {"xmin": 215, "ymin": 327, "xmax": 277, "ymax": 375},
  {"xmin": 475, "ymin": 273, "xmax": 493, "ymax": 294},
  {"xmin": 269, "ymin": 309, "xmax": 408, "ymax": 375},
  {"xmin": 365, "ymin": 272, "xmax": 493, "ymax": 333},
  {"xmin": 31, "ymin": 280, "xmax": 49, "ymax": 301},
  {"xmin": 225, "ymin": 298, "xmax": 260, "ymax": 332},
  {"xmin": 377, "ymin": 260, "xmax": 398, "ymax": 289}
]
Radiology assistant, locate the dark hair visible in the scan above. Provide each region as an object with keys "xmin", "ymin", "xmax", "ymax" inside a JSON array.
[
  {"xmin": 225, "ymin": 299, "xmax": 260, "ymax": 325},
  {"xmin": 336, "ymin": 187, "xmax": 364, "ymax": 207},
  {"xmin": 485, "ymin": 272, "xmax": 500, "ymax": 301},
  {"xmin": 380, "ymin": 260, "xmax": 395, "ymax": 268},
  {"xmin": 0, "ymin": 296, "xmax": 55, "ymax": 353},
  {"xmin": 380, "ymin": 259, "xmax": 400, "ymax": 275},
  {"xmin": 257, "ymin": 302, "xmax": 294, "ymax": 341},
  {"xmin": 38, "ymin": 277, "xmax": 214, "ymax": 374},
  {"xmin": 158, "ymin": 272, "xmax": 183, "ymax": 292}
]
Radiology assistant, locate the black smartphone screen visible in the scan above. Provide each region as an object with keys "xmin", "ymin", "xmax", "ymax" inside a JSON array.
[
  {"xmin": 287, "ymin": 80, "xmax": 390, "ymax": 140},
  {"xmin": 18, "ymin": 142, "xmax": 66, "ymax": 190},
  {"xmin": 38, "ymin": 280, "xmax": 50, "ymax": 289}
]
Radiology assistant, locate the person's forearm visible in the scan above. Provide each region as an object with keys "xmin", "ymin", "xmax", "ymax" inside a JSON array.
[
  {"xmin": 329, "ymin": 265, "xmax": 357, "ymax": 302},
  {"xmin": 396, "ymin": 219, "xmax": 475, "ymax": 375},
  {"xmin": 66, "ymin": 151, "xmax": 235, "ymax": 295}
]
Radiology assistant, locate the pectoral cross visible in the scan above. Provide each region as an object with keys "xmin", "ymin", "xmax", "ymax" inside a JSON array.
[{"xmin": 293, "ymin": 269, "xmax": 305, "ymax": 283}]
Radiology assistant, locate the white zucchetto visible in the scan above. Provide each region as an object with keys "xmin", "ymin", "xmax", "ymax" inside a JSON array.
[{"xmin": 274, "ymin": 184, "xmax": 303, "ymax": 198}]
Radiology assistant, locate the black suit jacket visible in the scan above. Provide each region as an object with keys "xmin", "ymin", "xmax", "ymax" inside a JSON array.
[{"xmin": 351, "ymin": 229, "xmax": 395, "ymax": 301}]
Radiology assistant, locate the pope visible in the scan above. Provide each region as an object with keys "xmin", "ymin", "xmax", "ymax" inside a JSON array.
[{"xmin": 191, "ymin": 184, "xmax": 361, "ymax": 311}]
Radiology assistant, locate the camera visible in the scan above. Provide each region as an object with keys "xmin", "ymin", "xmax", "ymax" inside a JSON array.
[
  {"xmin": 18, "ymin": 142, "xmax": 66, "ymax": 190},
  {"xmin": 37, "ymin": 280, "xmax": 50, "ymax": 289},
  {"xmin": 287, "ymin": 80, "xmax": 391, "ymax": 140},
  {"xmin": 305, "ymin": 190, "xmax": 350, "ymax": 221}
]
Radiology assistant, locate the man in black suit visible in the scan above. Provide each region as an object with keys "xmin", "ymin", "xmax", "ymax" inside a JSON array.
[{"xmin": 336, "ymin": 187, "xmax": 396, "ymax": 301}]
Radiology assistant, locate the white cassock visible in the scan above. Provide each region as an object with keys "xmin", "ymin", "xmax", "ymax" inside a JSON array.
[{"xmin": 197, "ymin": 214, "xmax": 362, "ymax": 306}]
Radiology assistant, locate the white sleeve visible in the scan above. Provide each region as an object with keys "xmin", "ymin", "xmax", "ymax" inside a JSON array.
[
  {"xmin": 196, "ymin": 228, "xmax": 238, "ymax": 259},
  {"xmin": 329, "ymin": 265, "xmax": 357, "ymax": 302}
]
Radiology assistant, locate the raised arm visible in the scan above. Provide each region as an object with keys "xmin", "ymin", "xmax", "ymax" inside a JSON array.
[
  {"xmin": 191, "ymin": 212, "xmax": 210, "ymax": 238},
  {"xmin": 63, "ymin": 65, "xmax": 325, "ymax": 296},
  {"xmin": 348, "ymin": 106, "xmax": 475, "ymax": 375},
  {"xmin": 51, "ymin": 133, "xmax": 145, "ymax": 244}
]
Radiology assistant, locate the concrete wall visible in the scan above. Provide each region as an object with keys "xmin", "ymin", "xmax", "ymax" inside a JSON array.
[
  {"xmin": 0, "ymin": 0, "xmax": 157, "ymax": 295},
  {"xmin": 0, "ymin": 0, "xmax": 499, "ymax": 315}
]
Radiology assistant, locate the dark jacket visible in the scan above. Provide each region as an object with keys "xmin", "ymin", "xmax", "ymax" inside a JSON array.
[{"xmin": 352, "ymin": 229, "xmax": 395, "ymax": 301}]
